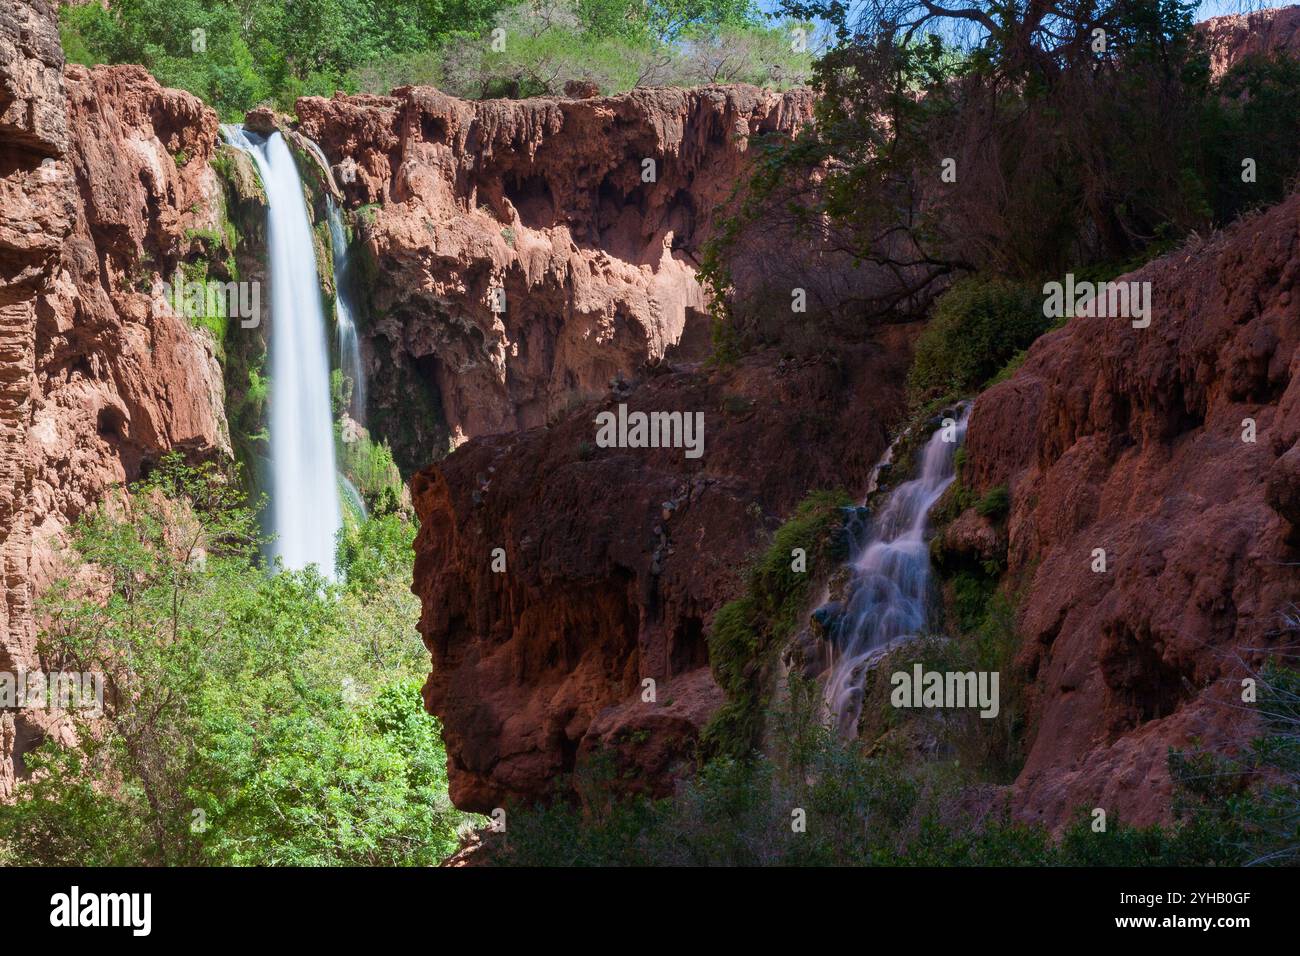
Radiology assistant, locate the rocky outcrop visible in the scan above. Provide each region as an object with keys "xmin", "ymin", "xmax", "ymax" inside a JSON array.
[
  {"xmin": 1200, "ymin": 4, "xmax": 1300, "ymax": 77},
  {"xmin": 411, "ymin": 328, "xmax": 916, "ymax": 812},
  {"xmin": 0, "ymin": 1, "xmax": 230, "ymax": 793},
  {"xmin": 957, "ymin": 192, "xmax": 1300, "ymax": 828},
  {"xmin": 37, "ymin": 63, "xmax": 231, "ymax": 549},
  {"xmin": 297, "ymin": 85, "xmax": 814, "ymax": 468},
  {"xmin": 0, "ymin": 0, "xmax": 75, "ymax": 796}
]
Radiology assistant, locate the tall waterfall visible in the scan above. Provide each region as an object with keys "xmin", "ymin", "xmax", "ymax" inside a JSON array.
[
  {"xmin": 221, "ymin": 126, "xmax": 341, "ymax": 576},
  {"xmin": 825, "ymin": 406, "xmax": 971, "ymax": 737},
  {"xmin": 327, "ymin": 198, "xmax": 365, "ymax": 424}
]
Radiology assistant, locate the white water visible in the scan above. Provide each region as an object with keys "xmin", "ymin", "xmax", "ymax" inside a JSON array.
[
  {"xmin": 824, "ymin": 406, "xmax": 971, "ymax": 737},
  {"xmin": 222, "ymin": 125, "xmax": 341, "ymax": 576},
  {"xmin": 327, "ymin": 199, "xmax": 365, "ymax": 424}
]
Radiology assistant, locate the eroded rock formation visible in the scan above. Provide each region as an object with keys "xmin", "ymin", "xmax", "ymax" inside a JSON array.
[
  {"xmin": 402, "ymin": 16, "xmax": 1300, "ymax": 820},
  {"xmin": 296, "ymin": 85, "xmax": 814, "ymax": 467},
  {"xmin": 411, "ymin": 330, "xmax": 916, "ymax": 812},
  {"xmin": 0, "ymin": 0, "xmax": 74, "ymax": 795},
  {"xmin": 5, "ymin": 0, "xmax": 1297, "ymax": 838},
  {"xmin": 1200, "ymin": 3, "xmax": 1300, "ymax": 77},
  {"xmin": 955, "ymin": 193, "xmax": 1300, "ymax": 827},
  {"xmin": 0, "ymin": 0, "xmax": 229, "ymax": 793}
]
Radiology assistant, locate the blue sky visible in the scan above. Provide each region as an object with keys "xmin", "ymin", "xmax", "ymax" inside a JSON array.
[
  {"xmin": 1195, "ymin": 0, "xmax": 1285, "ymax": 17},
  {"xmin": 755, "ymin": 1, "xmax": 1288, "ymax": 24}
]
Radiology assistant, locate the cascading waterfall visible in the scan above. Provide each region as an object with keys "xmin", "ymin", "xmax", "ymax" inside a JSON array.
[
  {"xmin": 221, "ymin": 125, "xmax": 342, "ymax": 576},
  {"xmin": 326, "ymin": 198, "xmax": 365, "ymax": 424},
  {"xmin": 824, "ymin": 405, "xmax": 971, "ymax": 737}
]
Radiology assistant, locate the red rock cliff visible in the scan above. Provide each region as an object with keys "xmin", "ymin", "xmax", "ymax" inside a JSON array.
[
  {"xmin": 1200, "ymin": 4, "xmax": 1300, "ymax": 77},
  {"xmin": 411, "ymin": 330, "xmax": 917, "ymax": 813},
  {"xmin": 297, "ymin": 85, "xmax": 814, "ymax": 457},
  {"xmin": 958, "ymin": 193, "xmax": 1300, "ymax": 828},
  {"xmin": 0, "ymin": 1, "xmax": 229, "ymax": 793}
]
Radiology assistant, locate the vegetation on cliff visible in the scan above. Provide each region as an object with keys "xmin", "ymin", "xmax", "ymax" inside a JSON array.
[
  {"xmin": 0, "ymin": 456, "xmax": 474, "ymax": 865},
  {"xmin": 493, "ymin": 665, "xmax": 1300, "ymax": 865},
  {"xmin": 688, "ymin": 1, "xmax": 1300, "ymax": 856},
  {"xmin": 60, "ymin": 0, "xmax": 815, "ymax": 117},
  {"xmin": 703, "ymin": 489, "xmax": 851, "ymax": 758},
  {"xmin": 704, "ymin": 0, "xmax": 1300, "ymax": 350},
  {"xmin": 905, "ymin": 279, "xmax": 1049, "ymax": 408}
]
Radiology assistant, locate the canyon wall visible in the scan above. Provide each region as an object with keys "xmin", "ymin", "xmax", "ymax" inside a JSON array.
[
  {"xmin": 0, "ymin": 0, "xmax": 228, "ymax": 793},
  {"xmin": 296, "ymin": 85, "xmax": 814, "ymax": 467},
  {"xmin": 319, "ymin": 80, "xmax": 882, "ymax": 814},
  {"xmin": 1201, "ymin": 3, "xmax": 1300, "ymax": 77},
  {"xmin": 400, "ymin": 12, "xmax": 1300, "ymax": 818},
  {"xmin": 412, "ymin": 330, "xmax": 916, "ymax": 812},
  {"xmin": 4, "ymin": 0, "xmax": 1296, "ymax": 828},
  {"xmin": 953, "ymin": 192, "xmax": 1300, "ymax": 827}
]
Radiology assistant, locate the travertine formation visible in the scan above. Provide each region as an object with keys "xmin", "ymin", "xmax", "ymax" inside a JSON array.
[
  {"xmin": 1200, "ymin": 3, "xmax": 1300, "ymax": 77},
  {"xmin": 296, "ymin": 85, "xmax": 814, "ymax": 457},
  {"xmin": 0, "ymin": 0, "xmax": 228, "ymax": 793},
  {"xmin": 0, "ymin": 0, "xmax": 74, "ymax": 794},
  {"xmin": 954, "ymin": 194, "xmax": 1300, "ymax": 826},
  {"xmin": 411, "ymin": 331, "xmax": 916, "ymax": 812}
]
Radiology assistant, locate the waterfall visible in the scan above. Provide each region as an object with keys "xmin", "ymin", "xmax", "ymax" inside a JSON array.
[
  {"xmin": 326, "ymin": 199, "xmax": 365, "ymax": 424},
  {"xmin": 824, "ymin": 405, "xmax": 971, "ymax": 737},
  {"xmin": 221, "ymin": 125, "xmax": 342, "ymax": 577}
]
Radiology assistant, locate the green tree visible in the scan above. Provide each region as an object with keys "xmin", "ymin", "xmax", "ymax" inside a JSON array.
[{"xmin": 0, "ymin": 454, "xmax": 473, "ymax": 866}]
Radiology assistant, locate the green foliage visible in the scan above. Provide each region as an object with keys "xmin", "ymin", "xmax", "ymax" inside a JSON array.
[
  {"xmin": 1168, "ymin": 658, "xmax": 1300, "ymax": 866},
  {"xmin": 985, "ymin": 348, "xmax": 1028, "ymax": 389},
  {"xmin": 337, "ymin": 425, "xmax": 406, "ymax": 515},
  {"xmin": 63, "ymin": 0, "xmax": 795, "ymax": 116},
  {"xmin": 793, "ymin": 1, "xmax": 1207, "ymax": 275},
  {"xmin": 974, "ymin": 484, "xmax": 1009, "ymax": 521},
  {"xmin": 907, "ymin": 279, "xmax": 1048, "ymax": 406},
  {"xmin": 336, "ymin": 511, "xmax": 415, "ymax": 596},
  {"xmin": 59, "ymin": 0, "xmax": 518, "ymax": 118},
  {"xmin": 204, "ymin": 152, "xmax": 269, "ymax": 498},
  {"xmin": 948, "ymin": 569, "xmax": 996, "ymax": 634},
  {"xmin": 62, "ymin": 0, "xmax": 273, "ymax": 120},
  {"xmin": 1054, "ymin": 807, "xmax": 1241, "ymax": 867},
  {"xmin": 355, "ymin": 1, "xmax": 808, "ymax": 98},
  {"xmin": 707, "ymin": 0, "xmax": 1300, "ymax": 348},
  {"xmin": 0, "ymin": 455, "xmax": 475, "ymax": 866},
  {"xmin": 702, "ymin": 489, "xmax": 851, "ymax": 757},
  {"xmin": 1206, "ymin": 55, "xmax": 1300, "ymax": 222},
  {"xmin": 494, "ymin": 673, "xmax": 1249, "ymax": 866}
]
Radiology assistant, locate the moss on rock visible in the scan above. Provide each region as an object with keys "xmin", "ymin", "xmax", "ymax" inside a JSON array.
[{"xmin": 702, "ymin": 488, "xmax": 853, "ymax": 759}]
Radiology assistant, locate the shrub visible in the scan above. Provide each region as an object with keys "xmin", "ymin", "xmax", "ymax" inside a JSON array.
[
  {"xmin": 351, "ymin": 1, "xmax": 811, "ymax": 99},
  {"xmin": 702, "ymin": 489, "xmax": 851, "ymax": 757},
  {"xmin": 1208, "ymin": 55, "xmax": 1300, "ymax": 223},
  {"xmin": 491, "ymin": 678, "xmax": 1249, "ymax": 866},
  {"xmin": 1168, "ymin": 659, "xmax": 1300, "ymax": 866},
  {"xmin": 336, "ymin": 426, "xmax": 405, "ymax": 514},
  {"xmin": 974, "ymin": 484, "xmax": 1010, "ymax": 520},
  {"xmin": 907, "ymin": 278, "xmax": 1048, "ymax": 406},
  {"xmin": 0, "ymin": 455, "xmax": 475, "ymax": 865}
]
